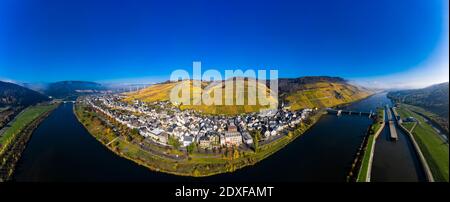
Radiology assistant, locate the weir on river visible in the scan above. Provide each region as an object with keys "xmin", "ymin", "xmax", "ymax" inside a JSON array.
[{"xmin": 326, "ymin": 108, "xmax": 373, "ymax": 118}]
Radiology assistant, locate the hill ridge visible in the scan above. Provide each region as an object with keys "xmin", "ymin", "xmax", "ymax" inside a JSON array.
[
  {"xmin": 124, "ymin": 76, "xmax": 371, "ymax": 115},
  {"xmin": 0, "ymin": 81, "xmax": 50, "ymax": 107}
]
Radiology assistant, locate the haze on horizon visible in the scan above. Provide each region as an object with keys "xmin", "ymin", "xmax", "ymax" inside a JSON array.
[{"xmin": 0, "ymin": 0, "xmax": 448, "ymax": 90}]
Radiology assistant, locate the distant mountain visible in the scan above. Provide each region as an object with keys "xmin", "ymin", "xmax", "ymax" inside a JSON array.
[
  {"xmin": 0, "ymin": 81, "xmax": 50, "ymax": 107},
  {"xmin": 123, "ymin": 76, "xmax": 372, "ymax": 114},
  {"xmin": 102, "ymin": 83, "xmax": 152, "ymax": 93},
  {"xmin": 387, "ymin": 82, "xmax": 449, "ymax": 134},
  {"xmin": 44, "ymin": 81, "xmax": 107, "ymax": 99},
  {"xmin": 21, "ymin": 82, "xmax": 48, "ymax": 94},
  {"xmin": 388, "ymin": 82, "xmax": 449, "ymax": 119}
]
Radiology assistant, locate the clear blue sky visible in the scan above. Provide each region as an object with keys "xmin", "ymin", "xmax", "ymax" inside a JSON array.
[{"xmin": 0, "ymin": 0, "xmax": 448, "ymax": 87}]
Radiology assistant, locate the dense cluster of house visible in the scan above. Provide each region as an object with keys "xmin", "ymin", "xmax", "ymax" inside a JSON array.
[{"xmin": 82, "ymin": 95, "xmax": 314, "ymax": 150}]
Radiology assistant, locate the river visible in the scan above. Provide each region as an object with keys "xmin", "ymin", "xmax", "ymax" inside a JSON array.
[
  {"xmin": 371, "ymin": 107, "xmax": 425, "ymax": 181},
  {"xmin": 13, "ymin": 93, "xmax": 422, "ymax": 182}
]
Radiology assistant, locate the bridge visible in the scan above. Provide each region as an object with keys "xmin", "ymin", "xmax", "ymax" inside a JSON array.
[
  {"xmin": 62, "ymin": 101, "xmax": 76, "ymax": 104},
  {"xmin": 326, "ymin": 108, "xmax": 374, "ymax": 118},
  {"xmin": 51, "ymin": 99, "xmax": 76, "ymax": 104}
]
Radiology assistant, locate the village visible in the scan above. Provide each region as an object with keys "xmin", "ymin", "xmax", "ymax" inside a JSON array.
[{"xmin": 81, "ymin": 94, "xmax": 315, "ymax": 151}]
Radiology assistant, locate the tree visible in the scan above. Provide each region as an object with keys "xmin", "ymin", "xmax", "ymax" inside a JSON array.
[
  {"xmin": 131, "ymin": 128, "xmax": 139, "ymax": 136},
  {"xmin": 168, "ymin": 136, "xmax": 181, "ymax": 149},
  {"xmin": 186, "ymin": 143, "xmax": 197, "ymax": 154},
  {"xmin": 287, "ymin": 131, "xmax": 293, "ymax": 138},
  {"xmin": 105, "ymin": 128, "xmax": 111, "ymax": 135},
  {"xmin": 233, "ymin": 148, "xmax": 240, "ymax": 159},
  {"xmin": 252, "ymin": 130, "xmax": 261, "ymax": 152},
  {"xmin": 130, "ymin": 128, "xmax": 143, "ymax": 142}
]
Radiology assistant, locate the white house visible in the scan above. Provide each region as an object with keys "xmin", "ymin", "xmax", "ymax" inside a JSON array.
[
  {"xmin": 242, "ymin": 132, "xmax": 253, "ymax": 145},
  {"xmin": 183, "ymin": 136, "xmax": 194, "ymax": 147}
]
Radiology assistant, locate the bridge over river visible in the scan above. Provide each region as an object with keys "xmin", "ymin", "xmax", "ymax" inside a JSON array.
[{"xmin": 326, "ymin": 108, "xmax": 374, "ymax": 118}]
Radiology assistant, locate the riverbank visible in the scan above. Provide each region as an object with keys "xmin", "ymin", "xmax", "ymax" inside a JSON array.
[
  {"xmin": 0, "ymin": 103, "xmax": 59, "ymax": 181},
  {"xmin": 356, "ymin": 108, "xmax": 385, "ymax": 182},
  {"xmin": 395, "ymin": 104, "xmax": 448, "ymax": 182},
  {"xmin": 74, "ymin": 102, "xmax": 325, "ymax": 177}
]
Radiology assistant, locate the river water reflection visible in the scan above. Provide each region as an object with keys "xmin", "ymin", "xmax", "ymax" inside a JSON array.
[{"xmin": 14, "ymin": 93, "xmax": 415, "ymax": 182}]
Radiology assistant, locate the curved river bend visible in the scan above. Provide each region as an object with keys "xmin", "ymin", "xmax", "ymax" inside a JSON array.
[{"xmin": 13, "ymin": 93, "xmax": 422, "ymax": 182}]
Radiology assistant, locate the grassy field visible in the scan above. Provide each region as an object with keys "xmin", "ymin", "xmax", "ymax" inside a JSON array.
[
  {"xmin": 0, "ymin": 104, "xmax": 58, "ymax": 155},
  {"xmin": 285, "ymin": 82, "xmax": 371, "ymax": 110},
  {"xmin": 357, "ymin": 135, "xmax": 375, "ymax": 182},
  {"xmin": 356, "ymin": 108, "xmax": 384, "ymax": 182},
  {"xmin": 402, "ymin": 122, "xmax": 416, "ymax": 132},
  {"xmin": 397, "ymin": 103, "xmax": 448, "ymax": 134},
  {"xmin": 75, "ymin": 102, "xmax": 324, "ymax": 176},
  {"xmin": 396, "ymin": 104, "xmax": 449, "ymax": 182},
  {"xmin": 370, "ymin": 108, "xmax": 384, "ymax": 134}
]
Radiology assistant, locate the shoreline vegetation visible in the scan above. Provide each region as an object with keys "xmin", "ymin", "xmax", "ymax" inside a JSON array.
[
  {"xmin": 355, "ymin": 102, "xmax": 449, "ymax": 182},
  {"xmin": 0, "ymin": 102, "xmax": 59, "ymax": 181},
  {"xmin": 355, "ymin": 108, "xmax": 385, "ymax": 182},
  {"xmin": 394, "ymin": 104, "xmax": 449, "ymax": 182},
  {"xmin": 74, "ymin": 101, "xmax": 326, "ymax": 177}
]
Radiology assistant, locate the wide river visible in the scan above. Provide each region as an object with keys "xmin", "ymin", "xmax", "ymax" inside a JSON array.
[{"xmin": 13, "ymin": 93, "xmax": 422, "ymax": 182}]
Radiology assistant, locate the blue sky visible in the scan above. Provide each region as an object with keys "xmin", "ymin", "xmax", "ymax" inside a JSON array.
[{"xmin": 0, "ymin": 0, "xmax": 448, "ymax": 88}]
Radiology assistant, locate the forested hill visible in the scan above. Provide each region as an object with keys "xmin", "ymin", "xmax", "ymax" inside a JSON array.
[
  {"xmin": 0, "ymin": 81, "xmax": 50, "ymax": 107},
  {"xmin": 44, "ymin": 81, "xmax": 106, "ymax": 99},
  {"xmin": 388, "ymin": 82, "xmax": 449, "ymax": 119}
]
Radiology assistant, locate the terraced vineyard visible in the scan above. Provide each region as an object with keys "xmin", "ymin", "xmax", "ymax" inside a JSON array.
[
  {"xmin": 124, "ymin": 79, "xmax": 278, "ymax": 115},
  {"xmin": 124, "ymin": 77, "xmax": 371, "ymax": 115},
  {"xmin": 284, "ymin": 82, "xmax": 371, "ymax": 110}
]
